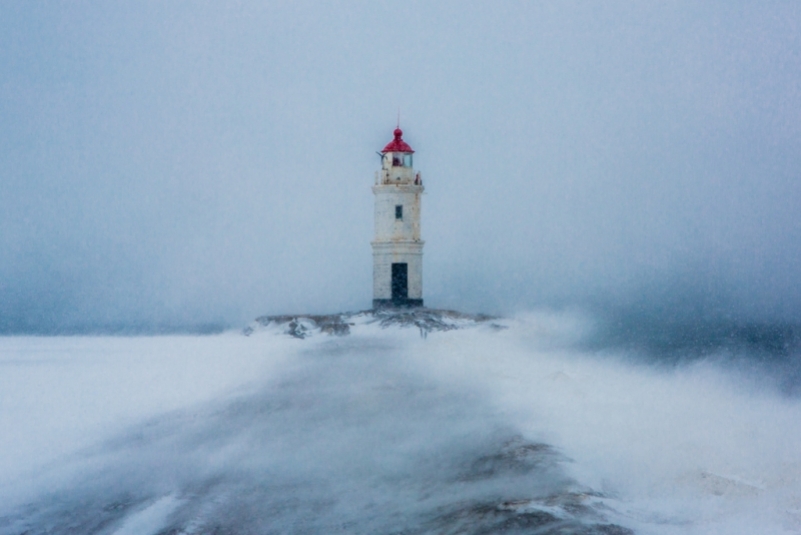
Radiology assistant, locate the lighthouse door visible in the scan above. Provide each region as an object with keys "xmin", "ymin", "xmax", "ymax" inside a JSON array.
[{"xmin": 391, "ymin": 263, "xmax": 408, "ymax": 302}]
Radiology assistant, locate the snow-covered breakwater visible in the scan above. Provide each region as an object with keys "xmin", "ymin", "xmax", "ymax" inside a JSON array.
[{"xmin": 1, "ymin": 310, "xmax": 799, "ymax": 534}]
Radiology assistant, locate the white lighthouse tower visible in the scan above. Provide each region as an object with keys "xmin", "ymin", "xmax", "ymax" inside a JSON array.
[{"xmin": 372, "ymin": 127, "xmax": 424, "ymax": 308}]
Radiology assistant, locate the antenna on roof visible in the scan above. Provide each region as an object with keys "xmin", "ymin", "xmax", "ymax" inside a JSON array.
[{"xmin": 397, "ymin": 108, "xmax": 400, "ymax": 129}]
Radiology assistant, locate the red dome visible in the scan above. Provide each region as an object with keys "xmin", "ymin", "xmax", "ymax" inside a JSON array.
[{"xmin": 381, "ymin": 127, "xmax": 414, "ymax": 153}]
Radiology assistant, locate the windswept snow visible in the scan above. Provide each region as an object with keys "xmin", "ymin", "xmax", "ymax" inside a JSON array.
[{"xmin": 1, "ymin": 309, "xmax": 800, "ymax": 534}]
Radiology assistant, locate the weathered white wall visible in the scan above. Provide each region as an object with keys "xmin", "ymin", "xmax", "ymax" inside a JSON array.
[
  {"xmin": 372, "ymin": 242, "xmax": 423, "ymax": 300},
  {"xmin": 372, "ymin": 185, "xmax": 422, "ymax": 242}
]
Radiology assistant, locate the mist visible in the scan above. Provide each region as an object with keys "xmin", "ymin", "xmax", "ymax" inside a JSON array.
[{"xmin": 2, "ymin": 1, "xmax": 800, "ymax": 332}]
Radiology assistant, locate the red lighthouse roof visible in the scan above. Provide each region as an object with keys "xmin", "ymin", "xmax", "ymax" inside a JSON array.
[{"xmin": 381, "ymin": 128, "xmax": 414, "ymax": 153}]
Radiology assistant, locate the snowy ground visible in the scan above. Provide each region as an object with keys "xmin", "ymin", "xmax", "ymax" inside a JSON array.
[{"xmin": 1, "ymin": 310, "xmax": 800, "ymax": 534}]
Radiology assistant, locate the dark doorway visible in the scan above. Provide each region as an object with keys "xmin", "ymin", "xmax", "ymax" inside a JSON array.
[{"xmin": 391, "ymin": 263, "xmax": 408, "ymax": 302}]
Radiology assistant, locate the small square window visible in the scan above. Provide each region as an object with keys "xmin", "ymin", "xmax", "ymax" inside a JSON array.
[{"xmin": 395, "ymin": 205, "xmax": 403, "ymax": 220}]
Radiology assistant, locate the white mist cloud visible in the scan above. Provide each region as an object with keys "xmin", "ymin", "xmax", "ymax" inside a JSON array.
[{"xmin": 412, "ymin": 314, "xmax": 801, "ymax": 533}]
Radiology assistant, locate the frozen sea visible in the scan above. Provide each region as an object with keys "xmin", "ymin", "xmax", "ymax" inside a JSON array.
[{"xmin": 1, "ymin": 310, "xmax": 800, "ymax": 534}]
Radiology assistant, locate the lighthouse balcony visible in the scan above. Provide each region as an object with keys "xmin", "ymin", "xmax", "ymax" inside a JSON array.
[{"xmin": 375, "ymin": 169, "xmax": 422, "ymax": 186}]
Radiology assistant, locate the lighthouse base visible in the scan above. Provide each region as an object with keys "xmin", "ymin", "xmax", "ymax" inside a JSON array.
[{"xmin": 372, "ymin": 298, "xmax": 424, "ymax": 309}]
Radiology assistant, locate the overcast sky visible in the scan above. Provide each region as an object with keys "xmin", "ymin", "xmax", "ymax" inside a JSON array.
[{"xmin": 2, "ymin": 1, "xmax": 800, "ymax": 332}]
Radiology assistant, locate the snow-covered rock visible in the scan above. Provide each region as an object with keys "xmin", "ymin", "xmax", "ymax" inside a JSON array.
[{"xmin": 244, "ymin": 308, "xmax": 503, "ymax": 338}]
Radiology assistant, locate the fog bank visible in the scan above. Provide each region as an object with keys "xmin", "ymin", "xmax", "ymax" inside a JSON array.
[{"xmin": 2, "ymin": 2, "xmax": 800, "ymax": 331}]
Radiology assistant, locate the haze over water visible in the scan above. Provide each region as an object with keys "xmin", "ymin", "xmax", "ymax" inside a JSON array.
[{"xmin": 2, "ymin": 1, "xmax": 800, "ymax": 332}]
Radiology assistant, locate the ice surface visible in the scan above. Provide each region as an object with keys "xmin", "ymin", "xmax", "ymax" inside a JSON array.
[{"xmin": 0, "ymin": 310, "xmax": 799, "ymax": 534}]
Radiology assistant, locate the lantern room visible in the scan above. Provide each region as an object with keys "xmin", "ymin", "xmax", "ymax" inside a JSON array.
[
  {"xmin": 376, "ymin": 128, "xmax": 421, "ymax": 186},
  {"xmin": 381, "ymin": 128, "xmax": 414, "ymax": 168}
]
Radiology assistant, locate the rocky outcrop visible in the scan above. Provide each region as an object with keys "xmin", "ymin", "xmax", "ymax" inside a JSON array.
[{"xmin": 244, "ymin": 308, "xmax": 502, "ymax": 338}]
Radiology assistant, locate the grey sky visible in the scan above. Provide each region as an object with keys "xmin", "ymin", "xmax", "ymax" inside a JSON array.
[{"xmin": 2, "ymin": 1, "xmax": 800, "ymax": 331}]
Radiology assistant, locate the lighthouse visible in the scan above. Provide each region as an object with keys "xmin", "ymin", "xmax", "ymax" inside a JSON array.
[{"xmin": 372, "ymin": 127, "xmax": 424, "ymax": 308}]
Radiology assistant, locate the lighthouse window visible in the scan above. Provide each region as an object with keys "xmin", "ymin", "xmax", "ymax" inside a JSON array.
[
  {"xmin": 403, "ymin": 154, "xmax": 413, "ymax": 167},
  {"xmin": 395, "ymin": 205, "xmax": 403, "ymax": 220}
]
